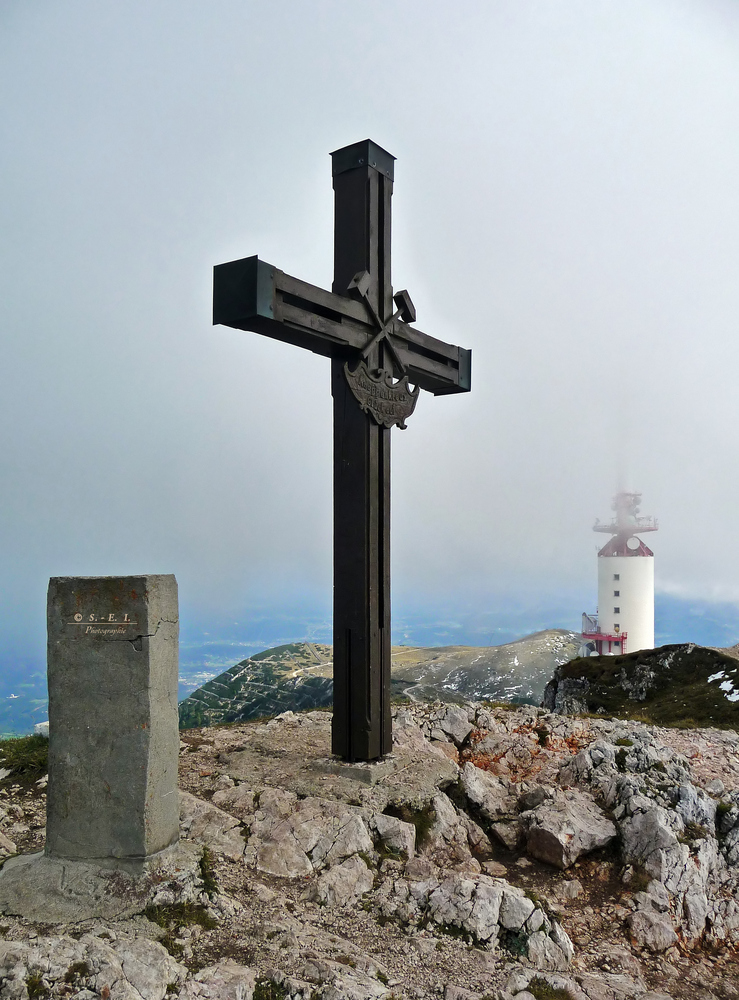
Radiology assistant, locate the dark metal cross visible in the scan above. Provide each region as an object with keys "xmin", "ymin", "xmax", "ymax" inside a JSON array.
[{"xmin": 212, "ymin": 140, "xmax": 471, "ymax": 761}]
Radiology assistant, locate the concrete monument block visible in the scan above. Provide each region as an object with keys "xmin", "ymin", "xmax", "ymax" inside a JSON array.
[{"xmin": 45, "ymin": 575, "xmax": 179, "ymax": 864}]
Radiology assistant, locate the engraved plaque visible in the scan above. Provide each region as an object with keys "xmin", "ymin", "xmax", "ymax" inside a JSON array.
[{"xmin": 344, "ymin": 361, "xmax": 419, "ymax": 429}]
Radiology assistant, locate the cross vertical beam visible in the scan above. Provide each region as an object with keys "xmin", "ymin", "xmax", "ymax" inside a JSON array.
[{"xmin": 330, "ymin": 141, "xmax": 395, "ymax": 760}]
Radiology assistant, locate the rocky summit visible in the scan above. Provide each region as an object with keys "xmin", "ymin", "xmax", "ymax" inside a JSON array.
[
  {"xmin": 1, "ymin": 700, "xmax": 739, "ymax": 999},
  {"xmin": 545, "ymin": 643, "xmax": 739, "ymax": 728}
]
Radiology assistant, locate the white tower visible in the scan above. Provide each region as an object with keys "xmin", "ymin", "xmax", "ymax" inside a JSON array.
[{"xmin": 581, "ymin": 491, "xmax": 657, "ymax": 655}]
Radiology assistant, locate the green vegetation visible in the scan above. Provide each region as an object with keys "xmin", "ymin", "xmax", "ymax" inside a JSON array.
[
  {"xmin": 433, "ymin": 921, "xmax": 474, "ymax": 944},
  {"xmin": 253, "ymin": 978, "xmax": 290, "ymax": 1000},
  {"xmin": 679, "ymin": 821, "xmax": 710, "ymax": 846},
  {"xmin": 0, "ymin": 733, "xmax": 48, "ymax": 787},
  {"xmin": 64, "ymin": 962, "xmax": 90, "ymax": 985},
  {"xmin": 528, "ymin": 977, "xmax": 576, "ymax": 1000},
  {"xmin": 144, "ymin": 903, "xmax": 217, "ymax": 958},
  {"xmin": 625, "ymin": 865, "xmax": 652, "ymax": 893},
  {"xmin": 198, "ymin": 846, "xmax": 219, "ymax": 899},
  {"xmin": 383, "ymin": 802, "xmax": 436, "ymax": 849},
  {"xmin": 498, "ymin": 927, "xmax": 528, "ymax": 957},
  {"xmin": 524, "ymin": 889, "xmax": 553, "ymax": 919},
  {"xmin": 25, "ymin": 973, "xmax": 50, "ymax": 1000},
  {"xmin": 558, "ymin": 645, "xmax": 739, "ymax": 728},
  {"xmin": 614, "ymin": 738, "xmax": 634, "ymax": 747}
]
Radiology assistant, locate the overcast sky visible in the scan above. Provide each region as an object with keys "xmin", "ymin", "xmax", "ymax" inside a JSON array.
[{"xmin": 2, "ymin": 0, "xmax": 739, "ymax": 649}]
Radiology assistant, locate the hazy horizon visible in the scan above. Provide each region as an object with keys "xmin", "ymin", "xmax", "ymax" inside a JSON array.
[{"xmin": 3, "ymin": 2, "xmax": 739, "ymax": 668}]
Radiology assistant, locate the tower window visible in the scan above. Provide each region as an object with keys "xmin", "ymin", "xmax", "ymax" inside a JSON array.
[
  {"xmin": 614, "ymin": 607, "xmax": 620, "ymax": 613},
  {"xmin": 614, "ymin": 574, "xmax": 620, "ymax": 581},
  {"xmin": 614, "ymin": 590, "xmax": 620, "ymax": 597}
]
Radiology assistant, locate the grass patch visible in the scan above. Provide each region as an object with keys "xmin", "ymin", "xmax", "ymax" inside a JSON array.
[
  {"xmin": 253, "ymin": 980, "xmax": 289, "ymax": 1000},
  {"xmin": 144, "ymin": 902, "xmax": 217, "ymax": 959},
  {"xmin": 679, "ymin": 821, "xmax": 710, "ymax": 845},
  {"xmin": 198, "ymin": 847, "xmax": 218, "ymax": 899},
  {"xmin": 377, "ymin": 843, "xmax": 404, "ymax": 864},
  {"xmin": 383, "ymin": 802, "xmax": 436, "ymax": 849},
  {"xmin": 25, "ymin": 973, "xmax": 50, "ymax": 1000},
  {"xmin": 625, "ymin": 865, "xmax": 652, "ymax": 892},
  {"xmin": 0, "ymin": 734, "xmax": 48, "ymax": 786},
  {"xmin": 614, "ymin": 738, "xmax": 634, "ymax": 747},
  {"xmin": 433, "ymin": 921, "xmax": 475, "ymax": 944},
  {"xmin": 64, "ymin": 962, "xmax": 90, "ymax": 984},
  {"xmin": 498, "ymin": 927, "xmax": 528, "ymax": 957},
  {"xmin": 528, "ymin": 977, "xmax": 575, "ymax": 1000}
]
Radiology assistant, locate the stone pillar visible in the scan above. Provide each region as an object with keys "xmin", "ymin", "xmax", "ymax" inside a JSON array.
[{"xmin": 45, "ymin": 575, "xmax": 179, "ymax": 864}]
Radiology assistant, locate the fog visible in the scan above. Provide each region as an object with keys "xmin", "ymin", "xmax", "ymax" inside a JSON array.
[{"xmin": 2, "ymin": 1, "xmax": 739, "ymax": 654}]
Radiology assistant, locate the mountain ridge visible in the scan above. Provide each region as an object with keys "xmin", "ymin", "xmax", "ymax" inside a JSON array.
[{"xmin": 178, "ymin": 628, "xmax": 580, "ymax": 729}]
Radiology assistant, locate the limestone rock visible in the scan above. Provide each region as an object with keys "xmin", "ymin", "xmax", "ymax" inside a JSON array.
[
  {"xmin": 460, "ymin": 762, "xmax": 517, "ymax": 822},
  {"xmin": 627, "ymin": 910, "xmax": 678, "ymax": 952},
  {"xmin": 435, "ymin": 705, "xmax": 474, "ymax": 746},
  {"xmin": 444, "ymin": 987, "xmax": 483, "ymax": 1000},
  {"xmin": 424, "ymin": 792, "xmax": 474, "ymax": 863},
  {"xmin": 179, "ymin": 791, "xmax": 245, "ymax": 861},
  {"xmin": 523, "ymin": 789, "xmax": 617, "ymax": 869},
  {"xmin": 498, "ymin": 892, "xmax": 535, "ymax": 930},
  {"xmin": 558, "ymin": 879, "xmax": 583, "ymax": 901},
  {"xmin": 419, "ymin": 872, "xmax": 572, "ymax": 969},
  {"xmin": 371, "ymin": 813, "xmax": 415, "ymax": 859},
  {"xmin": 112, "ymin": 938, "xmax": 185, "ymax": 1000},
  {"xmin": 491, "ymin": 820, "xmax": 522, "ymax": 851},
  {"xmin": 180, "ymin": 960, "xmax": 257, "ymax": 1000},
  {"xmin": 518, "ymin": 785, "xmax": 553, "ymax": 812},
  {"xmin": 244, "ymin": 790, "xmax": 373, "ymax": 877},
  {"xmin": 619, "ymin": 805, "xmax": 680, "ymax": 876},
  {"xmin": 211, "ymin": 784, "xmax": 257, "ymax": 822},
  {"xmin": 673, "ymin": 784, "xmax": 716, "ymax": 830},
  {"xmin": 308, "ymin": 856, "xmax": 374, "ymax": 907},
  {"xmin": 426, "ymin": 874, "xmax": 503, "ymax": 943},
  {"xmin": 0, "ymin": 832, "xmax": 17, "ymax": 857},
  {"xmin": 0, "ymin": 933, "xmax": 185, "ymax": 1000}
]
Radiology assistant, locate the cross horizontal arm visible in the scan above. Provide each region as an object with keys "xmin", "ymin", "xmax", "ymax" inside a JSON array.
[{"xmin": 213, "ymin": 255, "xmax": 471, "ymax": 396}]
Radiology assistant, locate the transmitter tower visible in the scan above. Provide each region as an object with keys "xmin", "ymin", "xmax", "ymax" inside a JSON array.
[{"xmin": 581, "ymin": 491, "xmax": 657, "ymax": 656}]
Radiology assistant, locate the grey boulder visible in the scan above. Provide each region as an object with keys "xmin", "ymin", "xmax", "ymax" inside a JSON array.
[
  {"xmin": 627, "ymin": 910, "xmax": 678, "ymax": 952},
  {"xmin": 460, "ymin": 762, "xmax": 517, "ymax": 822},
  {"xmin": 523, "ymin": 789, "xmax": 617, "ymax": 869}
]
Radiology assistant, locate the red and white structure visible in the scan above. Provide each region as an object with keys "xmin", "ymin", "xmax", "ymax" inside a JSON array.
[{"xmin": 581, "ymin": 492, "xmax": 657, "ymax": 656}]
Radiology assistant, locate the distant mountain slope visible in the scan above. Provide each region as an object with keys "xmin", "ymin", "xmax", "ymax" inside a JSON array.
[
  {"xmin": 178, "ymin": 629, "xmax": 579, "ymax": 729},
  {"xmin": 544, "ymin": 642, "xmax": 739, "ymax": 728}
]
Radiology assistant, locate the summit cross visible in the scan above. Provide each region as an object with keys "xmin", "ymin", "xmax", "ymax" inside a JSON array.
[{"xmin": 212, "ymin": 139, "xmax": 472, "ymax": 762}]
